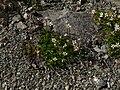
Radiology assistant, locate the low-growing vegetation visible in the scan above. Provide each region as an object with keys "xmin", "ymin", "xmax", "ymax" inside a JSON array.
[
  {"xmin": 22, "ymin": 28, "xmax": 84, "ymax": 69},
  {"xmin": 92, "ymin": 7, "xmax": 120, "ymax": 58},
  {"xmin": 38, "ymin": 29, "xmax": 84, "ymax": 69}
]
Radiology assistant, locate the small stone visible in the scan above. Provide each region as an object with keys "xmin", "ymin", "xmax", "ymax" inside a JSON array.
[
  {"xmin": 103, "ymin": 54, "xmax": 109, "ymax": 59},
  {"xmin": 32, "ymin": 64, "xmax": 36, "ymax": 68},
  {"xmin": 101, "ymin": 45, "xmax": 107, "ymax": 53},
  {"xmin": 35, "ymin": 88, "xmax": 39, "ymax": 90},
  {"xmin": 17, "ymin": 72, "xmax": 20, "ymax": 75},
  {"xmin": 2, "ymin": 82, "xmax": 7, "ymax": 88},
  {"xmin": 94, "ymin": 45, "xmax": 101, "ymax": 52},
  {"xmin": 23, "ymin": 13, "xmax": 28, "ymax": 19},
  {"xmin": 28, "ymin": 7, "xmax": 33, "ymax": 11},
  {"xmin": 12, "ymin": 15, "xmax": 21, "ymax": 23},
  {"xmin": 65, "ymin": 85, "xmax": 69, "ymax": 90},
  {"xmin": 5, "ymin": 86, "xmax": 7, "ymax": 90},
  {"xmin": 41, "ymin": 0, "xmax": 46, "ymax": 5},
  {"xmin": 115, "ymin": 59, "xmax": 120, "ymax": 64},
  {"xmin": 17, "ymin": 21, "xmax": 27, "ymax": 29},
  {"xmin": 93, "ymin": 76, "xmax": 107, "ymax": 89},
  {"xmin": 42, "ymin": 81, "xmax": 45, "ymax": 86},
  {"xmin": 0, "ymin": 42, "xmax": 2, "ymax": 48}
]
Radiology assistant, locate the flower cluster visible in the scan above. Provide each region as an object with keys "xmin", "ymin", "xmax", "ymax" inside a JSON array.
[
  {"xmin": 111, "ymin": 43, "xmax": 120, "ymax": 49},
  {"xmin": 92, "ymin": 7, "xmax": 120, "ymax": 57},
  {"xmin": 38, "ymin": 29, "xmax": 82, "ymax": 69},
  {"xmin": 72, "ymin": 40, "xmax": 79, "ymax": 51}
]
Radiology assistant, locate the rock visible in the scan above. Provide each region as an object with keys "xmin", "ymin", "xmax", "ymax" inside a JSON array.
[
  {"xmin": 94, "ymin": 45, "xmax": 101, "ymax": 52},
  {"xmin": 39, "ymin": 10, "xmax": 97, "ymax": 47},
  {"xmin": 12, "ymin": 15, "xmax": 21, "ymax": 23},
  {"xmin": 32, "ymin": 64, "xmax": 37, "ymax": 68},
  {"xmin": 103, "ymin": 54, "xmax": 109, "ymax": 59},
  {"xmin": 93, "ymin": 76, "xmax": 107, "ymax": 89},
  {"xmin": 23, "ymin": 13, "xmax": 28, "ymax": 19},
  {"xmin": 35, "ymin": 88, "xmax": 39, "ymax": 90},
  {"xmin": 17, "ymin": 21, "xmax": 27, "ymax": 29},
  {"xmin": 94, "ymin": 45, "xmax": 108, "ymax": 53},
  {"xmin": 101, "ymin": 45, "xmax": 107, "ymax": 53},
  {"xmin": 41, "ymin": 0, "xmax": 46, "ymax": 6},
  {"xmin": 65, "ymin": 85, "xmax": 69, "ymax": 90}
]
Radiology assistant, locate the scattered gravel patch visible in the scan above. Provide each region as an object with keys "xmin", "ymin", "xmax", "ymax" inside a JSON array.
[{"xmin": 0, "ymin": 0, "xmax": 120, "ymax": 90}]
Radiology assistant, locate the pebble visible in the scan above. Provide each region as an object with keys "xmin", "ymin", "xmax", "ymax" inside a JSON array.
[
  {"xmin": 93, "ymin": 76, "xmax": 107, "ymax": 89},
  {"xmin": 17, "ymin": 21, "xmax": 27, "ymax": 29},
  {"xmin": 23, "ymin": 13, "xmax": 28, "ymax": 19},
  {"xmin": 65, "ymin": 85, "xmax": 69, "ymax": 90},
  {"xmin": 101, "ymin": 45, "xmax": 107, "ymax": 53},
  {"xmin": 35, "ymin": 88, "xmax": 39, "ymax": 90},
  {"xmin": 12, "ymin": 15, "xmax": 21, "ymax": 23},
  {"xmin": 93, "ymin": 45, "xmax": 101, "ymax": 52},
  {"xmin": 32, "ymin": 64, "xmax": 37, "ymax": 68},
  {"xmin": 103, "ymin": 54, "xmax": 109, "ymax": 59}
]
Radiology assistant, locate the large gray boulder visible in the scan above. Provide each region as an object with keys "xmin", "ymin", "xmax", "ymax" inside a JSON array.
[{"xmin": 39, "ymin": 9, "xmax": 97, "ymax": 47}]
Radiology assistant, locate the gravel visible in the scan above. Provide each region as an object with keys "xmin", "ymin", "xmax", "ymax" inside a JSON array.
[{"xmin": 0, "ymin": 0, "xmax": 120, "ymax": 90}]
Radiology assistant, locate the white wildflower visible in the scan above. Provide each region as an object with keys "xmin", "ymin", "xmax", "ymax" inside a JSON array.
[
  {"xmin": 117, "ymin": 15, "xmax": 120, "ymax": 18},
  {"xmin": 105, "ymin": 13, "xmax": 108, "ymax": 17},
  {"xmin": 59, "ymin": 36, "xmax": 62, "ymax": 39},
  {"xmin": 112, "ymin": 7, "xmax": 116, "ymax": 10},
  {"xmin": 49, "ymin": 21, "xmax": 53, "ymax": 26},
  {"xmin": 111, "ymin": 31, "xmax": 115, "ymax": 35},
  {"xmin": 111, "ymin": 42, "xmax": 120, "ymax": 49},
  {"xmin": 77, "ymin": 0, "xmax": 81, "ymax": 5},
  {"xmin": 106, "ymin": 22, "xmax": 111, "ymax": 26},
  {"xmin": 28, "ymin": 7, "xmax": 33, "ymax": 11},
  {"xmin": 72, "ymin": 40, "xmax": 77, "ymax": 45},
  {"xmin": 110, "ymin": 17, "xmax": 113, "ymax": 21},
  {"xmin": 64, "ymin": 33, "xmax": 68, "ymax": 36},
  {"xmin": 45, "ymin": 16, "xmax": 48, "ymax": 20},
  {"xmin": 65, "ymin": 20, "xmax": 68, "ymax": 24},
  {"xmin": 52, "ymin": 38, "xmax": 56, "ymax": 43},
  {"xmin": 63, "ymin": 43, "xmax": 67, "ymax": 48},
  {"xmin": 66, "ymin": 23, "xmax": 71, "ymax": 28},
  {"xmin": 53, "ymin": 57, "xmax": 57, "ymax": 61},
  {"xmin": 74, "ymin": 46, "xmax": 79, "ymax": 51},
  {"xmin": 66, "ymin": 39, "xmax": 69, "ymax": 42},
  {"xmin": 30, "ymin": 36, "xmax": 32, "ymax": 40},
  {"xmin": 54, "ymin": 43, "xmax": 56, "ymax": 46},
  {"xmin": 100, "ymin": 12, "xmax": 103, "ymax": 18},
  {"xmin": 62, "ymin": 59, "xmax": 65, "ymax": 62},
  {"xmin": 77, "ymin": 38, "xmax": 81, "ymax": 41},
  {"xmin": 114, "ymin": 23, "xmax": 120, "ymax": 31},
  {"xmin": 63, "ymin": 52, "xmax": 68, "ymax": 56}
]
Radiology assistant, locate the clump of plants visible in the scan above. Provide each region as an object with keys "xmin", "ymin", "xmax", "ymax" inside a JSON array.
[
  {"xmin": 92, "ymin": 7, "xmax": 120, "ymax": 58},
  {"xmin": 38, "ymin": 29, "xmax": 83, "ymax": 69},
  {"xmin": 22, "ymin": 28, "xmax": 84, "ymax": 69}
]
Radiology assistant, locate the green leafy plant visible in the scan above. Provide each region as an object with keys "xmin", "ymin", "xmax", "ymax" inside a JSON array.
[
  {"xmin": 38, "ymin": 29, "xmax": 83, "ymax": 69},
  {"xmin": 92, "ymin": 7, "xmax": 120, "ymax": 58},
  {"xmin": 22, "ymin": 28, "xmax": 84, "ymax": 69}
]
